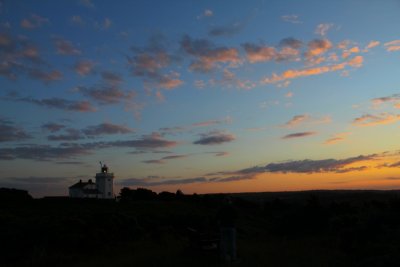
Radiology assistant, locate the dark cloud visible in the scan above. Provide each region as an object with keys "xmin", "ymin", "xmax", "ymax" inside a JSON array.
[
  {"xmin": 0, "ymin": 145, "xmax": 92, "ymax": 161},
  {"xmin": 28, "ymin": 69, "xmax": 62, "ymax": 83},
  {"xmin": 142, "ymin": 159, "xmax": 165, "ymax": 164},
  {"xmin": 52, "ymin": 36, "xmax": 81, "ymax": 55},
  {"xmin": 83, "ymin": 123, "xmax": 133, "ymax": 136},
  {"xmin": 48, "ymin": 128, "xmax": 84, "ymax": 141},
  {"xmin": 0, "ymin": 131, "xmax": 178, "ymax": 161},
  {"xmin": 142, "ymin": 154, "xmax": 188, "ymax": 164},
  {"xmin": 180, "ymin": 35, "xmax": 240, "ymax": 72},
  {"xmin": 0, "ymin": 32, "xmax": 56, "ymax": 82},
  {"xmin": 192, "ymin": 117, "xmax": 232, "ymax": 127},
  {"xmin": 0, "ymin": 119, "xmax": 31, "ymax": 142},
  {"xmin": 76, "ymin": 85, "xmax": 135, "ymax": 104},
  {"xmin": 41, "ymin": 122, "xmax": 66, "ymax": 133},
  {"xmin": 214, "ymin": 151, "xmax": 229, "ymax": 157},
  {"xmin": 128, "ymin": 35, "xmax": 183, "ymax": 90},
  {"xmin": 208, "ymin": 22, "xmax": 244, "ymax": 37},
  {"xmin": 101, "ymin": 71, "xmax": 123, "ymax": 85},
  {"xmin": 55, "ymin": 161, "xmax": 86, "ymax": 165},
  {"xmin": 210, "ymin": 174, "xmax": 256, "ymax": 183},
  {"xmin": 119, "ymin": 177, "xmax": 207, "ymax": 186},
  {"xmin": 238, "ymin": 155, "xmax": 374, "ymax": 174},
  {"xmin": 110, "ymin": 132, "xmax": 178, "ymax": 149},
  {"xmin": 5, "ymin": 176, "xmax": 69, "ymax": 184},
  {"xmin": 193, "ymin": 131, "xmax": 235, "ymax": 145},
  {"xmin": 279, "ymin": 37, "xmax": 303, "ymax": 49},
  {"xmin": 382, "ymin": 161, "xmax": 400, "ymax": 168},
  {"xmin": 45, "ymin": 123, "xmax": 134, "ymax": 141},
  {"xmin": 13, "ymin": 96, "xmax": 96, "ymax": 112},
  {"xmin": 385, "ymin": 177, "xmax": 400, "ymax": 180},
  {"xmin": 162, "ymin": 154, "xmax": 187, "ymax": 160},
  {"xmin": 282, "ymin": 132, "xmax": 317, "ymax": 139}
]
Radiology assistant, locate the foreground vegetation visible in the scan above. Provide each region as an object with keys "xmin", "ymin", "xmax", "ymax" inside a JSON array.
[{"xmin": 3, "ymin": 188, "xmax": 400, "ymax": 266}]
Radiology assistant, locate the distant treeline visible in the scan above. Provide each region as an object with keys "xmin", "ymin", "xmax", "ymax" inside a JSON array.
[
  {"xmin": 0, "ymin": 187, "xmax": 32, "ymax": 201},
  {"xmin": 119, "ymin": 187, "xmax": 198, "ymax": 201}
]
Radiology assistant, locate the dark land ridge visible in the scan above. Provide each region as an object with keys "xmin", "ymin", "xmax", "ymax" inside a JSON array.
[{"xmin": 3, "ymin": 187, "xmax": 400, "ymax": 266}]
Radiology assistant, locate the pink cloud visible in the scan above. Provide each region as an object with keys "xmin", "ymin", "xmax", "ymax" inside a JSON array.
[
  {"xmin": 74, "ymin": 60, "xmax": 95, "ymax": 76},
  {"xmin": 53, "ymin": 37, "xmax": 81, "ymax": 55},
  {"xmin": 384, "ymin": 40, "xmax": 400, "ymax": 52},
  {"xmin": 20, "ymin": 14, "xmax": 48, "ymax": 29}
]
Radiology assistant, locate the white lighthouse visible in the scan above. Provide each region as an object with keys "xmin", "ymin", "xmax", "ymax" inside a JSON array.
[{"xmin": 95, "ymin": 162, "xmax": 114, "ymax": 199}]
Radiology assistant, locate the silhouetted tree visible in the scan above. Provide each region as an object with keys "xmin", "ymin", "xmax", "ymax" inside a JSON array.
[{"xmin": 0, "ymin": 188, "xmax": 32, "ymax": 201}]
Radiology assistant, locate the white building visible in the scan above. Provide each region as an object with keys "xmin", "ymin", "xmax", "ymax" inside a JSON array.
[{"xmin": 69, "ymin": 163, "xmax": 115, "ymax": 199}]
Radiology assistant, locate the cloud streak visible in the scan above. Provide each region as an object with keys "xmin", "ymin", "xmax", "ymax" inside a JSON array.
[
  {"xmin": 0, "ymin": 119, "xmax": 31, "ymax": 142},
  {"xmin": 193, "ymin": 131, "xmax": 235, "ymax": 145},
  {"xmin": 11, "ymin": 96, "xmax": 96, "ymax": 112},
  {"xmin": 282, "ymin": 131, "xmax": 317, "ymax": 139}
]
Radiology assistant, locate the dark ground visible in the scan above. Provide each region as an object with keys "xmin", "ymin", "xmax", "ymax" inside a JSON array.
[{"xmin": 3, "ymin": 188, "xmax": 400, "ymax": 266}]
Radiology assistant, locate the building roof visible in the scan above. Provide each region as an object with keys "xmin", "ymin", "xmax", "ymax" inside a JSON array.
[{"xmin": 69, "ymin": 179, "xmax": 94, "ymax": 189}]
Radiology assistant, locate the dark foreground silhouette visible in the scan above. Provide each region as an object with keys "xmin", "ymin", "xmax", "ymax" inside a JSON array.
[{"xmin": 3, "ymin": 188, "xmax": 400, "ymax": 266}]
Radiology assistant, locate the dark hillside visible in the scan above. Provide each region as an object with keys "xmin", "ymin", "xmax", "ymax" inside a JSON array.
[{"xmin": 2, "ymin": 189, "xmax": 400, "ymax": 266}]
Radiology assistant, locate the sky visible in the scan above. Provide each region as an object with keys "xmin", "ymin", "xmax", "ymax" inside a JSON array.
[{"xmin": 1, "ymin": 0, "xmax": 400, "ymax": 198}]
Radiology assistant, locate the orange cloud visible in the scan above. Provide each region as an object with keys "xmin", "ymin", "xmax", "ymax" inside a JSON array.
[
  {"xmin": 282, "ymin": 114, "xmax": 309, "ymax": 128},
  {"xmin": 305, "ymin": 39, "xmax": 333, "ymax": 59},
  {"xmin": 261, "ymin": 55, "xmax": 363, "ymax": 84},
  {"xmin": 342, "ymin": 46, "xmax": 360, "ymax": 58},
  {"xmin": 243, "ymin": 41, "xmax": 301, "ymax": 63},
  {"xmin": 323, "ymin": 132, "xmax": 351, "ymax": 145},
  {"xmin": 347, "ymin": 55, "xmax": 363, "ymax": 68},
  {"xmin": 243, "ymin": 44, "xmax": 276, "ymax": 63},
  {"xmin": 352, "ymin": 113, "xmax": 400, "ymax": 127},
  {"xmin": 364, "ymin": 40, "xmax": 380, "ymax": 51}
]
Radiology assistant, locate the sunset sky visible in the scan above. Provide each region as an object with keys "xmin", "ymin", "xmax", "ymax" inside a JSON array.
[{"xmin": 1, "ymin": 0, "xmax": 400, "ymax": 197}]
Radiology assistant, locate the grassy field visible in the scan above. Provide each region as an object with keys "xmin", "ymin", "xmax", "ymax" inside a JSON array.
[{"xmin": 3, "ymin": 190, "xmax": 400, "ymax": 266}]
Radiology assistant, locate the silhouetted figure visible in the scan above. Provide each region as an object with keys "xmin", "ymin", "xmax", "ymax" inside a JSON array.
[
  {"xmin": 101, "ymin": 163, "xmax": 108, "ymax": 173},
  {"xmin": 217, "ymin": 196, "xmax": 237, "ymax": 262}
]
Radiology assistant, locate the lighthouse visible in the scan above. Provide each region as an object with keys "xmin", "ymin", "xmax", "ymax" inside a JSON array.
[{"xmin": 95, "ymin": 162, "xmax": 114, "ymax": 199}]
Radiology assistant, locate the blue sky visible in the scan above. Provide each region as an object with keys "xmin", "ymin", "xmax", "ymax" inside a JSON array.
[{"xmin": 1, "ymin": 0, "xmax": 400, "ymax": 197}]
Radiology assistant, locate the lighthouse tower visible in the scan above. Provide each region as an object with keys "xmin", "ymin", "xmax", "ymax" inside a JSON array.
[{"xmin": 95, "ymin": 162, "xmax": 114, "ymax": 199}]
